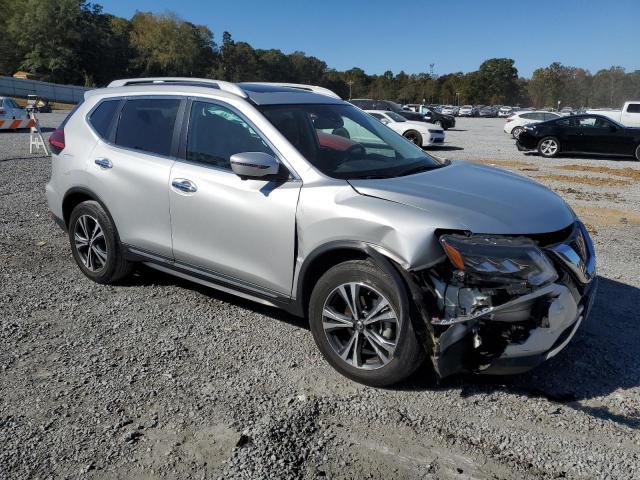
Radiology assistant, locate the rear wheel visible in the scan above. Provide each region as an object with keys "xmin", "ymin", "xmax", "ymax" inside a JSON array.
[
  {"xmin": 537, "ymin": 136, "xmax": 560, "ymax": 158},
  {"xmin": 68, "ymin": 201, "xmax": 133, "ymax": 284},
  {"xmin": 511, "ymin": 126, "xmax": 524, "ymax": 139},
  {"xmin": 308, "ymin": 260, "xmax": 424, "ymax": 387},
  {"xmin": 635, "ymin": 144, "xmax": 640, "ymax": 161},
  {"xmin": 403, "ymin": 130, "xmax": 423, "ymax": 146}
]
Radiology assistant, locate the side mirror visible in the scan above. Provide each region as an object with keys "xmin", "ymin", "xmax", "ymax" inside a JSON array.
[{"xmin": 230, "ymin": 152, "xmax": 280, "ymax": 179}]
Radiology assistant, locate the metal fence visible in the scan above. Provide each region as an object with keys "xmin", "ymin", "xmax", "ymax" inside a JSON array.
[{"xmin": 0, "ymin": 76, "xmax": 90, "ymax": 104}]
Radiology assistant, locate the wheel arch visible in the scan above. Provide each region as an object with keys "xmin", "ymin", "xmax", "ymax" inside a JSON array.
[
  {"xmin": 294, "ymin": 241, "xmax": 407, "ymax": 318},
  {"xmin": 62, "ymin": 187, "xmax": 113, "ymax": 229}
]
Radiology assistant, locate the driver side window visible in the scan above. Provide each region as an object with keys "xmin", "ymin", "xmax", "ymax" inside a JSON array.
[{"xmin": 186, "ymin": 102, "xmax": 273, "ymax": 170}]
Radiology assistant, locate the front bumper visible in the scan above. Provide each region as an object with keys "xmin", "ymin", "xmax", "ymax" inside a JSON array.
[
  {"xmin": 419, "ymin": 222, "xmax": 597, "ymax": 378},
  {"xmin": 481, "ymin": 277, "xmax": 597, "ymax": 374}
]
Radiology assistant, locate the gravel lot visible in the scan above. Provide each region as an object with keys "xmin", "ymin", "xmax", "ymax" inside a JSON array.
[{"xmin": 1, "ymin": 113, "xmax": 639, "ymax": 479}]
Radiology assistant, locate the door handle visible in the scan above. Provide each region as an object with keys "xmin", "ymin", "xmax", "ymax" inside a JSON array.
[
  {"xmin": 94, "ymin": 158, "xmax": 112, "ymax": 169},
  {"xmin": 172, "ymin": 178, "xmax": 198, "ymax": 193}
]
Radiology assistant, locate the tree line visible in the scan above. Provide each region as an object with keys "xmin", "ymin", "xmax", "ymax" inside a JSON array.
[{"xmin": 1, "ymin": 0, "xmax": 638, "ymax": 108}]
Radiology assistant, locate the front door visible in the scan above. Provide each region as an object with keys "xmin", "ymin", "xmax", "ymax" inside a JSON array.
[{"xmin": 169, "ymin": 100, "xmax": 301, "ymax": 295}]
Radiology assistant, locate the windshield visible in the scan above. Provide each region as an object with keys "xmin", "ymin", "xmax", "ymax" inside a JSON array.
[
  {"xmin": 260, "ymin": 103, "xmax": 443, "ymax": 179},
  {"xmin": 385, "ymin": 111, "xmax": 406, "ymax": 122}
]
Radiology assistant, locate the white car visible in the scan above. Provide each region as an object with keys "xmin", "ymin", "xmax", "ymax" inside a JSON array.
[
  {"xmin": 440, "ymin": 105, "xmax": 456, "ymax": 115},
  {"xmin": 586, "ymin": 101, "xmax": 640, "ymax": 127},
  {"xmin": 503, "ymin": 111, "xmax": 561, "ymax": 138},
  {"xmin": 498, "ymin": 106, "xmax": 514, "ymax": 117},
  {"xmin": 367, "ymin": 110, "xmax": 445, "ymax": 147},
  {"xmin": 458, "ymin": 105, "xmax": 477, "ymax": 117},
  {"xmin": 0, "ymin": 97, "xmax": 29, "ymax": 129}
]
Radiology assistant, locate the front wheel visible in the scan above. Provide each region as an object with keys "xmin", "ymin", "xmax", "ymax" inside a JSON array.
[
  {"xmin": 308, "ymin": 260, "xmax": 424, "ymax": 387},
  {"xmin": 635, "ymin": 144, "xmax": 640, "ymax": 161},
  {"xmin": 434, "ymin": 120, "xmax": 443, "ymax": 128},
  {"xmin": 537, "ymin": 136, "xmax": 560, "ymax": 158},
  {"xmin": 403, "ymin": 130, "xmax": 423, "ymax": 146}
]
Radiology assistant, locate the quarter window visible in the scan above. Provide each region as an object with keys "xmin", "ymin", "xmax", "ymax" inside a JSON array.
[
  {"xmin": 89, "ymin": 100, "xmax": 119, "ymax": 139},
  {"xmin": 186, "ymin": 101, "xmax": 273, "ymax": 170},
  {"xmin": 115, "ymin": 98, "xmax": 181, "ymax": 156}
]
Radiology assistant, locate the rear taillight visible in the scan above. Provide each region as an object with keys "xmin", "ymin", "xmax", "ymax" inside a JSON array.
[
  {"xmin": 0, "ymin": 109, "xmax": 5, "ymax": 115},
  {"xmin": 49, "ymin": 128, "xmax": 65, "ymax": 154}
]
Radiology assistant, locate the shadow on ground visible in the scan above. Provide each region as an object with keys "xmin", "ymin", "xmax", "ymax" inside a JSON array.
[
  {"xmin": 400, "ymin": 276, "xmax": 640, "ymax": 428},
  {"xmin": 124, "ymin": 268, "xmax": 640, "ymax": 427}
]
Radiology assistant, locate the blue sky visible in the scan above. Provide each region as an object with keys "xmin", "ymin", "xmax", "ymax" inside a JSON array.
[{"xmin": 97, "ymin": 0, "xmax": 638, "ymax": 78}]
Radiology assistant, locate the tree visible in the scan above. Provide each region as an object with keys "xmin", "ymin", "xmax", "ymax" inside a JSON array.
[{"xmin": 130, "ymin": 12, "xmax": 216, "ymax": 78}]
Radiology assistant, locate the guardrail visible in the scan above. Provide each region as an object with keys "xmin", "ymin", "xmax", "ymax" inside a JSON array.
[{"xmin": 0, "ymin": 76, "xmax": 91, "ymax": 104}]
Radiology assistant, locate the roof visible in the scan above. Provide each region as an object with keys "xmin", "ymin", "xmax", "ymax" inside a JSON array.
[{"xmin": 101, "ymin": 78, "xmax": 343, "ymax": 106}]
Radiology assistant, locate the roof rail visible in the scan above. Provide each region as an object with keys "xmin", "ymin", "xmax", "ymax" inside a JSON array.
[
  {"xmin": 106, "ymin": 77, "xmax": 248, "ymax": 98},
  {"xmin": 247, "ymin": 82, "xmax": 341, "ymax": 99}
]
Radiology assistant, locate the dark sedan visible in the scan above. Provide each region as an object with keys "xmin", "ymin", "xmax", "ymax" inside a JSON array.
[{"xmin": 517, "ymin": 114, "xmax": 640, "ymax": 160}]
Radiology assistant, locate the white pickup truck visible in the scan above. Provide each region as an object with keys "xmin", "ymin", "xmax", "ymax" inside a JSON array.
[{"xmin": 587, "ymin": 101, "xmax": 640, "ymax": 127}]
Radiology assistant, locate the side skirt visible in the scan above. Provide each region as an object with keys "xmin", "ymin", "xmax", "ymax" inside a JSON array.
[{"xmin": 124, "ymin": 245, "xmax": 302, "ymax": 316}]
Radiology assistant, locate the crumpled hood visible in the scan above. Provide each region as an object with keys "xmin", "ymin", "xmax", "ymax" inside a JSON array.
[{"xmin": 348, "ymin": 160, "xmax": 575, "ymax": 234}]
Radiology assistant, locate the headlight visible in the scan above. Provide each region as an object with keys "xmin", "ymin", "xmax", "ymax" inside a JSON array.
[{"xmin": 439, "ymin": 234, "xmax": 557, "ymax": 287}]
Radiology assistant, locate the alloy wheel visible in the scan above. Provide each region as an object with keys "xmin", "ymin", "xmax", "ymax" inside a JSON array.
[
  {"xmin": 540, "ymin": 139, "xmax": 558, "ymax": 156},
  {"xmin": 322, "ymin": 282, "xmax": 399, "ymax": 370},
  {"xmin": 74, "ymin": 214, "xmax": 108, "ymax": 272}
]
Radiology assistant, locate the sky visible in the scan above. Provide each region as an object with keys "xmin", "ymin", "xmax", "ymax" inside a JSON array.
[{"xmin": 97, "ymin": 0, "xmax": 639, "ymax": 78}]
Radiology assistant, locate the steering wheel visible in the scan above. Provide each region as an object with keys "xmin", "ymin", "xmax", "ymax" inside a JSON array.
[{"xmin": 345, "ymin": 143, "xmax": 366, "ymax": 160}]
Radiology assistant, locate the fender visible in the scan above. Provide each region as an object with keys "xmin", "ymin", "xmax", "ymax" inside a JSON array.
[{"xmin": 291, "ymin": 239, "xmax": 409, "ymax": 317}]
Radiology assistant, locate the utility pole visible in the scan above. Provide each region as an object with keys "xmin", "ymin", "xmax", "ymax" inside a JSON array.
[{"xmin": 347, "ymin": 80, "xmax": 354, "ymax": 100}]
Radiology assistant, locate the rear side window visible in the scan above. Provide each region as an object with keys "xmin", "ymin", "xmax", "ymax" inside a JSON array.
[
  {"xmin": 627, "ymin": 103, "xmax": 640, "ymax": 113},
  {"xmin": 88, "ymin": 100, "xmax": 119, "ymax": 139},
  {"xmin": 115, "ymin": 98, "xmax": 181, "ymax": 156}
]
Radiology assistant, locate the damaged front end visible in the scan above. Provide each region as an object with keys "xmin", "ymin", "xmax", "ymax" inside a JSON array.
[{"xmin": 408, "ymin": 221, "xmax": 597, "ymax": 378}]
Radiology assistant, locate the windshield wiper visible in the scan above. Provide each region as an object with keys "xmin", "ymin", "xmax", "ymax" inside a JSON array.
[{"xmin": 396, "ymin": 164, "xmax": 443, "ymax": 177}]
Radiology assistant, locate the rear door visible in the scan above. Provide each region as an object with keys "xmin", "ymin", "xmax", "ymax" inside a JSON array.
[
  {"xmin": 168, "ymin": 99, "xmax": 301, "ymax": 295},
  {"xmin": 88, "ymin": 97, "xmax": 182, "ymax": 257}
]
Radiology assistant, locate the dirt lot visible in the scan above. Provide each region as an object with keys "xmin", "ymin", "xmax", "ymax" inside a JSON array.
[{"xmin": 1, "ymin": 114, "xmax": 639, "ymax": 479}]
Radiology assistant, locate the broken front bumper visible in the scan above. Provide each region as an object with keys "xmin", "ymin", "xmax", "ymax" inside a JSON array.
[{"xmin": 420, "ymin": 222, "xmax": 598, "ymax": 378}]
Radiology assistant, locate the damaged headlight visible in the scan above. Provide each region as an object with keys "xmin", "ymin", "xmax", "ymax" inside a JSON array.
[{"xmin": 439, "ymin": 234, "xmax": 557, "ymax": 287}]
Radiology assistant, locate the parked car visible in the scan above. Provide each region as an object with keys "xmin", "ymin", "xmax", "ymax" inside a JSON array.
[
  {"xmin": 517, "ymin": 113, "xmax": 640, "ymax": 160},
  {"xmin": 0, "ymin": 96, "xmax": 29, "ymax": 129},
  {"xmin": 47, "ymin": 77, "xmax": 597, "ymax": 386},
  {"xmin": 503, "ymin": 111, "xmax": 562, "ymax": 138},
  {"xmin": 560, "ymin": 106, "xmax": 574, "ymax": 116},
  {"xmin": 586, "ymin": 101, "xmax": 640, "ymax": 127},
  {"xmin": 498, "ymin": 106, "xmax": 514, "ymax": 118},
  {"xmin": 367, "ymin": 110, "xmax": 445, "ymax": 147},
  {"xmin": 479, "ymin": 106, "xmax": 498, "ymax": 117},
  {"xmin": 351, "ymin": 99, "xmax": 427, "ymax": 123},
  {"xmin": 440, "ymin": 105, "xmax": 456, "ymax": 115},
  {"xmin": 458, "ymin": 105, "xmax": 478, "ymax": 117},
  {"xmin": 351, "ymin": 99, "xmax": 455, "ymax": 130},
  {"xmin": 26, "ymin": 95, "xmax": 52, "ymax": 113},
  {"xmin": 417, "ymin": 105, "xmax": 455, "ymax": 130}
]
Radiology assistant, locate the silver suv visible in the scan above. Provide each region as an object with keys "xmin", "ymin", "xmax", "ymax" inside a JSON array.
[{"xmin": 46, "ymin": 78, "xmax": 597, "ymax": 386}]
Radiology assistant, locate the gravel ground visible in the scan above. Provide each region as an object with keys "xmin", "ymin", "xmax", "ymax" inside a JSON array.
[{"xmin": 1, "ymin": 113, "xmax": 639, "ymax": 479}]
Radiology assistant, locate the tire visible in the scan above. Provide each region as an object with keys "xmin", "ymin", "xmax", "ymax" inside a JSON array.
[
  {"xmin": 635, "ymin": 144, "xmax": 640, "ymax": 161},
  {"xmin": 434, "ymin": 120, "xmax": 443, "ymax": 128},
  {"xmin": 511, "ymin": 126, "xmax": 523, "ymax": 139},
  {"xmin": 68, "ymin": 200, "xmax": 133, "ymax": 284},
  {"xmin": 403, "ymin": 130, "xmax": 423, "ymax": 146},
  {"xmin": 537, "ymin": 136, "xmax": 560, "ymax": 158},
  {"xmin": 308, "ymin": 259, "xmax": 424, "ymax": 387}
]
